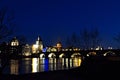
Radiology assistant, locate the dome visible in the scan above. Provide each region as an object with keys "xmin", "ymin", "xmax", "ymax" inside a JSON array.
[
  {"xmin": 56, "ymin": 42, "xmax": 62, "ymax": 48},
  {"xmin": 10, "ymin": 37, "xmax": 19, "ymax": 46}
]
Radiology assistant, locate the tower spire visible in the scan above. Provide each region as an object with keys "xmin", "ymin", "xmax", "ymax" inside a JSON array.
[
  {"xmin": 37, "ymin": 36, "xmax": 42, "ymax": 41},
  {"xmin": 38, "ymin": 36, "xmax": 40, "ymax": 41}
]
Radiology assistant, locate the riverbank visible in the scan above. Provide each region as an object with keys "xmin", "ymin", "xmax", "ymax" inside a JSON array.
[{"xmin": 0, "ymin": 56, "xmax": 120, "ymax": 80}]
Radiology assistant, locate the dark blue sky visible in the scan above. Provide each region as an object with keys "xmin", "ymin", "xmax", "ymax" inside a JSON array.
[{"xmin": 2, "ymin": 0, "xmax": 120, "ymax": 48}]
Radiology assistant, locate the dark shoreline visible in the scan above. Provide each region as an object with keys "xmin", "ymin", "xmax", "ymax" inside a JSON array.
[{"xmin": 0, "ymin": 56, "xmax": 120, "ymax": 80}]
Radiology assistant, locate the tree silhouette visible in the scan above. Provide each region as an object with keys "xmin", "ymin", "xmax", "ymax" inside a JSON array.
[
  {"xmin": 65, "ymin": 36, "xmax": 72, "ymax": 48},
  {"xmin": 71, "ymin": 32, "xmax": 80, "ymax": 48},
  {"xmin": 0, "ymin": 6, "xmax": 15, "ymax": 74},
  {"xmin": 80, "ymin": 28, "xmax": 90, "ymax": 49},
  {"xmin": 80, "ymin": 27, "xmax": 101, "ymax": 50},
  {"xmin": 65, "ymin": 32, "xmax": 81, "ymax": 48},
  {"xmin": 0, "ymin": 7, "xmax": 15, "ymax": 42},
  {"xmin": 90, "ymin": 28, "xmax": 101, "ymax": 49},
  {"xmin": 113, "ymin": 33, "xmax": 120, "ymax": 49}
]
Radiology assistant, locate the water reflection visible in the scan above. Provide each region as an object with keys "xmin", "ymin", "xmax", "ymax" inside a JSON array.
[
  {"xmin": 39, "ymin": 58, "xmax": 45, "ymax": 72},
  {"xmin": 73, "ymin": 58, "xmax": 82, "ymax": 67},
  {"xmin": 32, "ymin": 58, "xmax": 39, "ymax": 73},
  {"xmin": 3, "ymin": 58, "xmax": 82, "ymax": 75},
  {"xmin": 20, "ymin": 58, "xmax": 32, "ymax": 74},
  {"xmin": 10, "ymin": 60, "xmax": 19, "ymax": 75}
]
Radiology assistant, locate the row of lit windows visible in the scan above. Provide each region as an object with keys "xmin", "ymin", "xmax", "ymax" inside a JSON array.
[{"xmin": 11, "ymin": 42, "xmax": 19, "ymax": 46}]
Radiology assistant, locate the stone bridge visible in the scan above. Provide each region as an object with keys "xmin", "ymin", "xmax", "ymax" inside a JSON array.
[{"xmin": 37, "ymin": 49, "xmax": 120, "ymax": 58}]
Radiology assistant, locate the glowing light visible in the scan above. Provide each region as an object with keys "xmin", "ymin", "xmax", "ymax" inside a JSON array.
[
  {"xmin": 65, "ymin": 49, "xmax": 68, "ymax": 51},
  {"xmin": 24, "ymin": 52, "xmax": 31, "ymax": 56},
  {"xmin": 11, "ymin": 42, "xmax": 19, "ymax": 46},
  {"xmin": 108, "ymin": 47, "xmax": 112, "ymax": 49},
  {"xmin": 40, "ymin": 54, "xmax": 45, "ymax": 58},
  {"xmin": 51, "ymin": 48, "xmax": 57, "ymax": 52},
  {"xmin": 87, "ymin": 54, "xmax": 89, "ymax": 57},
  {"xmin": 11, "ymin": 37, "xmax": 19, "ymax": 46},
  {"xmin": 32, "ymin": 58, "xmax": 39, "ymax": 73},
  {"xmin": 103, "ymin": 51, "xmax": 116, "ymax": 56},
  {"xmin": 56, "ymin": 42, "xmax": 62, "ymax": 51},
  {"xmin": 73, "ymin": 58, "xmax": 82, "ymax": 67},
  {"xmin": 57, "ymin": 42, "xmax": 62, "ymax": 48},
  {"xmin": 70, "ymin": 59, "xmax": 73, "ymax": 68},
  {"xmin": 88, "ymin": 52, "xmax": 96, "ymax": 56},
  {"xmin": 69, "ymin": 49, "xmax": 72, "ymax": 51},
  {"xmin": 32, "ymin": 44, "xmax": 39, "ymax": 53},
  {"xmin": 33, "ymin": 44, "xmax": 39, "ymax": 49},
  {"xmin": 65, "ymin": 58, "xmax": 69, "ymax": 68},
  {"xmin": 71, "ymin": 53, "xmax": 81, "ymax": 58},
  {"xmin": 96, "ymin": 46, "xmax": 103, "ymax": 50},
  {"xmin": 62, "ymin": 58, "xmax": 65, "ymax": 68},
  {"xmin": 62, "ymin": 49, "xmax": 64, "ymax": 51},
  {"xmin": 44, "ymin": 59, "xmax": 49, "ymax": 71},
  {"xmin": 59, "ymin": 53, "xmax": 65, "ymax": 58},
  {"xmin": 42, "ymin": 48, "xmax": 47, "ymax": 52},
  {"xmin": 73, "ymin": 48, "xmax": 79, "ymax": 51},
  {"xmin": 10, "ymin": 60, "xmax": 19, "ymax": 75},
  {"xmin": 48, "ymin": 53, "xmax": 56, "ymax": 58}
]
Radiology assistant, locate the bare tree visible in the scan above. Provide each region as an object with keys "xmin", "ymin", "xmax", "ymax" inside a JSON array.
[
  {"xmin": 71, "ymin": 32, "xmax": 80, "ymax": 48},
  {"xmin": 80, "ymin": 27, "xmax": 101, "ymax": 50},
  {"xmin": 65, "ymin": 32, "xmax": 80, "ymax": 48},
  {"xmin": 0, "ymin": 7, "xmax": 15, "ymax": 74},
  {"xmin": 113, "ymin": 33, "xmax": 120, "ymax": 49},
  {"xmin": 80, "ymin": 28, "xmax": 91, "ymax": 50},
  {"xmin": 0, "ymin": 7, "xmax": 15, "ymax": 42},
  {"xmin": 65, "ymin": 36, "xmax": 72, "ymax": 48},
  {"xmin": 90, "ymin": 28, "xmax": 101, "ymax": 49}
]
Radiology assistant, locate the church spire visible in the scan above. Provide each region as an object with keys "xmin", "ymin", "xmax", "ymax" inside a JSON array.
[
  {"xmin": 37, "ymin": 36, "xmax": 42, "ymax": 41},
  {"xmin": 38, "ymin": 36, "xmax": 40, "ymax": 41}
]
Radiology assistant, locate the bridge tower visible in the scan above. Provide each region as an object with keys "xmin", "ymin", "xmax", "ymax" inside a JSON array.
[{"xmin": 32, "ymin": 36, "xmax": 43, "ymax": 53}]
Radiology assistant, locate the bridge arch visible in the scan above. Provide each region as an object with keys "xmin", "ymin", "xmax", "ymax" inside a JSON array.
[
  {"xmin": 48, "ymin": 53, "xmax": 56, "ymax": 58},
  {"xmin": 87, "ymin": 52, "xmax": 97, "ymax": 56},
  {"xmin": 71, "ymin": 53, "xmax": 81, "ymax": 58},
  {"xmin": 104, "ymin": 51, "xmax": 116, "ymax": 56},
  {"xmin": 40, "ymin": 53, "xmax": 45, "ymax": 58},
  {"xmin": 59, "ymin": 53, "xmax": 65, "ymax": 58}
]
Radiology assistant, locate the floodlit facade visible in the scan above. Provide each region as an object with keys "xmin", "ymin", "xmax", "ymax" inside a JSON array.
[
  {"xmin": 9, "ymin": 37, "xmax": 21, "ymax": 54},
  {"xmin": 32, "ymin": 36, "xmax": 43, "ymax": 53},
  {"xmin": 96, "ymin": 46, "xmax": 103, "ymax": 50},
  {"xmin": 11, "ymin": 37, "xmax": 19, "ymax": 46},
  {"xmin": 46, "ymin": 47, "xmax": 57, "ymax": 52},
  {"xmin": 22, "ymin": 44, "xmax": 31, "ymax": 56},
  {"xmin": 56, "ymin": 42, "xmax": 62, "ymax": 51},
  {"xmin": 46, "ymin": 42, "xmax": 62, "ymax": 52}
]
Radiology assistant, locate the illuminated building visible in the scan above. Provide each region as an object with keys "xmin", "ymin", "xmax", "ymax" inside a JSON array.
[
  {"xmin": 95, "ymin": 46, "xmax": 103, "ymax": 50},
  {"xmin": 22, "ymin": 44, "xmax": 31, "ymax": 56},
  {"xmin": 11, "ymin": 37, "xmax": 19, "ymax": 46},
  {"xmin": 9, "ymin": 37, "xmax": 21, "ymax": 54},
  {"xmin": 108, "ymin": 46, "xmax": 112, "ymax": 49},
  {"xmin": 56, "ymin": 42, "xmax": 62, "ymax": 51},
  {"xmin": 46, "ymin": 42, "xmax": 62, "ymax": 52},
  {"xmin": 32, "ymin": 36, "xmax": 43, "ymax": 53},
  {"xmin": 46, "ymin": 47, "xmax": 57, "ymax": 52}
]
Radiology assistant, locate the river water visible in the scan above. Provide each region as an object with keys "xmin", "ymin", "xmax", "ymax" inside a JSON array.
[{"xmin": 2, "ymin": 58, "xmax": 82, "ymax": 75}]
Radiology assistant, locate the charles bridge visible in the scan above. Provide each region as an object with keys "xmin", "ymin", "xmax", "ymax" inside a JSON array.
[
  {"xmin": 0, "ymin": 47, "xmax": 120, "ymax": 59},
  {"xmin": 36, "ymin": 49, "xmax": 120, "ymax": 58}
]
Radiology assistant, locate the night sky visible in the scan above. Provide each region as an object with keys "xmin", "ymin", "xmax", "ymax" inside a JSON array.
[{"xmin": 1, "ymin": 0, "xmax": 120, "ymax": 48}]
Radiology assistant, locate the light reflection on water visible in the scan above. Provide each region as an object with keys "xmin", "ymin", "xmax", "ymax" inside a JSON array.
[{"xmin": 2, "ymin": 58, "xmax": 82, "ymax": 75}]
